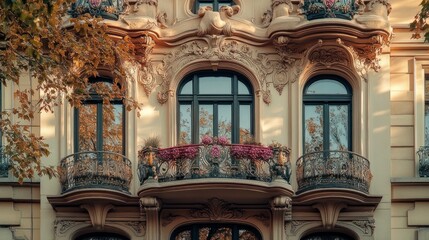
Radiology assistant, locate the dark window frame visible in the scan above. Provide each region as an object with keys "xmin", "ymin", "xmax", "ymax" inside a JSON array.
[
  {"xmin": 194, "ymin": 0, "xmax": 234, "ymax": 12},
  {"xmin": 74, "ymin": 77, "xmax": 126, "ymax": 155},
  {"xmin": 170, "ymin": 223, "xmax": 262, "ymax": 240},
  {"xmin": 303, "ymin": 75, "xmax": 353, "ymax": 153},
  {"xmin": 177, "ymin": 70, "xmax": 254, "ymax": 144},
  {"xmin": 424, "ymin": 74, "xmax": 429, "ymax": 145}
]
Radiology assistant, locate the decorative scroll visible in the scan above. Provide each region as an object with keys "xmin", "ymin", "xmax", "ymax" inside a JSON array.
[
  {"xmin": 54, "ymin": 220, "xmax": 80, "ymax": 236},
  {"xmin": 190, "ymin": 198, "xmax": 244, "ymax": 220},
  {"xmin": 125, "ymin": 221, "xmax": 146, "ymax": 236},
  {"xmin": 352, "ymin": 219, "xmax": 375, "ymax": 235}
]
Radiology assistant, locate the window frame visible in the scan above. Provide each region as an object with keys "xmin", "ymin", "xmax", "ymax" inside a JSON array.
[
  {"xmin": 74, "ymin": 77, "xmax": 126, "ymax": 155},
  {"xmin": 302, "ymin": 75, "xmax": 353, "ymax": 153},
  {"xmin": 194, "ymin": 0, "xmax": 234, "ymax": 12},
  {"xmin": 170, "ymin": 223, "xmax": 262, "ymax": 240},
  {"xmin": 424, "ymin": 74, "xmax": 429, "ymax": 145},
  {"xmin": 177, "ymin": 71, "xmax": 254, "ymax": 144}
]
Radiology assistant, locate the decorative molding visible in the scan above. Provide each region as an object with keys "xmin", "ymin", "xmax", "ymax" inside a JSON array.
[
  {"xmin": 54, "ymin": 220, "xmax": 80, "ymax": 236},
  {"xmin": 352, "ymin": 219, "xmax": 375, "ymax": 236},
  {"xmin": 308, "ymin": 47, "xmax": 350, "ymax": 67},
  {"xmin": 124, "ymin": 221, "xmax": 146, "ymax": 236},
  {"xmin": 197, "ymin": 5, "xmax": 241, "ymax": 36},
  {"xmin": 153, "ymin": 38, "xmax": 289, "ymax": 104},
  {"xmin": 368, "ymin": 0, "xmax": 392, "ymax": 16},
  {"xmin": 313, "ymin": 201, "xmax": 347, "ymax": 230},
  {"xmin": 81, "ymin": 203, "xmax": 114, "ymax": 230},
  {"xmin": 247, "ymin": 213, "xmax": 271, "ymax": 227},
  {"xmin": 161, "ymin": 212, "xmax": 183, "ymax": 226},
  {"xmin": 289, "ymin": 220, "xmax": 306, "ymax": 235},
  {"xmin": 190, "ymin": 198, "xmax": 244, "ymax": 220},
  {"xmin": 133, "ymin": 33, "xmax": 155, "ymax": 65}
]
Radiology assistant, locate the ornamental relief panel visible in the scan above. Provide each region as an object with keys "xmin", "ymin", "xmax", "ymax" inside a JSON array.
[{"xmin": 140, "ymin": 37, "xmax": 294, "ymax": 104}]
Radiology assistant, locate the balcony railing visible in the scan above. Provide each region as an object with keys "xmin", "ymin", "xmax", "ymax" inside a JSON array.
[
  {"xmin": 138, "ymin": 144, "xmax": 291, "ymax": 185},
  {"xmin": 300, "ymin": 0, "xmax": 362, "ymax": 20},
  {"xmin": 0, "ymin": 146, "xmax": 9, "ymax": 177},
  {"xmin": 69, "ymin": 0, "xmax": 125, "ymax": 20},
  {"xmin": 417, "ymin": 146, "xmax": 429, "ymax": 177},
  {"xmin": 296, "ymin": 150, "xmax": 372, "ymax": 194},
  {"xmin": 59, "ymin": 151, "xmax": 132, "ymax": 193}
]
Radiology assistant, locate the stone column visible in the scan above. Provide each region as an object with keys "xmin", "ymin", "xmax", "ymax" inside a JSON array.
[
  {"xmin": 271, "ymin": 196, "xmax": 292, "ymax": 240},
  {"xmin": 140, "ymin": 197, "xmax": 161, "ymax": 240}
]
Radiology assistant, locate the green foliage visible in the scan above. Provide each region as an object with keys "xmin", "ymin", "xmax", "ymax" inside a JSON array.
[
  {"xmin": 410, "ymin": 0, "xmax": 429, "ymax": 42},
  {"xmin": 0, "ymin": 0, "xmax": 139, "ymax": 182}
]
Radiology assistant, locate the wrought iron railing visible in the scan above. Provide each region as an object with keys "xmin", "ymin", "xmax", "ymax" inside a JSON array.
[
  {"xmin": 59, "ymin": 151, "xmax": 132, "ymax": 193},
  {"xmin": 417, "ymin": 146, "xmax": 429, "ymax": 177},
  {"xmin": 300, "ymin": 0, "xmax": 363, "ymax": 20},
  {"xmin": 69, "ymin": 0, "xmax": 125, "ymax": 20},
  {"xmin": 296, "ymin": 150, "xmax": 372, "ymax": 194},
  {"xmin": 0, "ymin": 146, "xmax": 9, "ymax": 178},
  {"xmin": 138, "ymin": 144, "xmax": 291, "ymax": 185}
]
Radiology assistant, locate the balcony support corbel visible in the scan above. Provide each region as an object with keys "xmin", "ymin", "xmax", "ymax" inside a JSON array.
[
  {"xmin": 313, "ymin": 201, "xmax": 347, "ymax": 230},
  {"xmin": 81, "ymin": 203, "xmax": 114, "ymax": 230},
  {"xmin": 140, "ymin": 197, "xmax": 161, "ymax": 240},
  {"xmin": 271, "ymin": 196, "xmax": 292, "ymax": 240}
]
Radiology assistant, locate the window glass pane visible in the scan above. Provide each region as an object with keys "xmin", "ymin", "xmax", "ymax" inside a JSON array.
[
  {"xmin": 306, "ymin": 79, "xmax": 348, "ymax": 95},
  {"xmin": 102, "ymin": 104, "xmax": 123, "ymax": 153},
  {"xmin": 179, "ymin": 104, "xmax": 192, "ymax": 145},
  {"xmin": 218, "ymin": 104, "xmax": 232, "ymax": 140},
  {"xmin": 175, "ymin": 230, "xmax": 191, "ymax": 240},
  {"xmin": 329, "ymin": 105, "xmax": 349, "ymax": 151},
  {"xmin": 78, "ymin": 104, "xmax": 97, "ymax": 152},
  {"xmin": 239, "ymin": 229, "xmax": 258, "ymax": 240},
  {"xmin": 208, "ymin": 227, "xmax": 232, "ymax": 240},
  {"xmin": 238, "ymin": 80, "xmax": 250, "ymax": 95},
  {"xmin": 199, "ymin": 76, "xmax": 231, "ymax": 94},
  {"xmin": 239, "ymin": 104, "xmax": 252, "ymax": 143},
  {"xmin": 304, "ymin": 105, "xmax": 324, "ymax": 153},
  {"xmin": 180, "ymin": 80, "xmax": 193, "ymax": 95},
  {"xmin": 199, "ymin": 105, "xmax": 214, "ymax": 140},
  {"xmin": 198, "ymin": 3, "xmax": 214, "ymax": 9}
]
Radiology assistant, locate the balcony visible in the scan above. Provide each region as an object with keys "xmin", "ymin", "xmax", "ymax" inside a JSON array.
[
  {"xmin": 300, "ymin": 0, "xmax": 362, "ymax": 20},
  {"xmin": 417, "ymin": 146, "xmax": 429, "ymax": 177},
  {"xmin": 59, "ymin": 151, "xmax": 132, "ymax": 193},
  {"xmin": 138, "ymin": 144, "xmax": 291, "ymax": 185},
  {"xmin": 296, "ymin": 150, "xmax": 372, "ymax": 194},
  {"xmin": 69, "ymin": 0, "xmax": 125, "ymax": 20}
]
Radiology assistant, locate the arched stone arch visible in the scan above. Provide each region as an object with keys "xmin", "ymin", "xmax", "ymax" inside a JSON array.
[
  {"xmin": 288, "ymin": 221, "xmax": 366, "ymax": 240},
  {"xmin": 54, "ymin": 221, "xmax": 143, "ymax": 240}
]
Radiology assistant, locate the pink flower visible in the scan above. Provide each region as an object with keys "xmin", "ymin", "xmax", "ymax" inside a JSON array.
[
  {"xmin": 217, "ymin": 136, "xmax": 230, "ymax": 145},
  {"xmin": 201, "ymin": 135, "xmax": 213, "ymax": 145},
  {"xmin": 211, "ymin": 145, "xmax": 221, "ymax": 158}
]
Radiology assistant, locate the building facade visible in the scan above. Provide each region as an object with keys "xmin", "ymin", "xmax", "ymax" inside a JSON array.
[{"xmin": 1, "ymin": 0, "xmax": 429, "ymax": 239}]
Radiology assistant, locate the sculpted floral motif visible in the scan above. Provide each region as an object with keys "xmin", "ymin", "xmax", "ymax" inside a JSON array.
[
  {"xmin": 125, "ymin": 221, "xmax": 146, "ymax": 236},
  {"xmin": 197, "ymin": 5, "xmax": 240, "ymax": 36},
  {"xmin": 54, "ymin": 220, "xmax": 80, "ymax": 236},
  {"xmin": 309, "ymin": 47, "xmax": 350, "ymax": 67},
  {"xmin": 290, "ymin": 220, "xmax": 306, "ymax": 234},
  {"xmin": 352, "ymin": 219, "xmax": 375, "ymax": 235},
  {"xmin": 190, "ymin": 198, "xmax": 244, "ymax": 220}
]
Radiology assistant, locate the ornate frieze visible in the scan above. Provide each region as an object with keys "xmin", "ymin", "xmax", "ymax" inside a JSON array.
[
  {"xmin": 124, "ymin": 221, "xmax": 146, "ymax": 236},
  {"xmin": 299, "ymin": 0, "xmax": 365, "ymax": 20},
  {"xmin": 190, "ymin": 198, "xmax": 244, "ymax": 220},
  {"xmin": 54, "ymin": 220, "xmax": 81, "ymax": 236}
]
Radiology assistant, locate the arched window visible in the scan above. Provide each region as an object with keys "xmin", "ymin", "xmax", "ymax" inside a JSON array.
[
  {"xmin": 178, "ymin": 71, "xmax": 254, "ymax": 144},
  {"xmin": 171, "ymin": 223, "xmax": 262, "ymax": 240},
  {"xmin": 194, "ymin": 0, "xmax": 234, "ymax": 12},
  {"xmin": 303, "ymin": 75, "xmax": 352, "ymax": 153},
  {"xmin": 76, "ymin": 232, "xmax": 129, "ymax": 240},
  {"xmin": 74, "ymin": 77, "xmax": 125, "ymax": 154},
  {"xmin": 301, "ymin": 232, "xmax": 355, "ymax": 240}
]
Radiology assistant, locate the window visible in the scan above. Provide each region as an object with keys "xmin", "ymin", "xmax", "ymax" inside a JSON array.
[
  {"xmin": 425, "ymin": 74, "xmax": 429, "ymax": 144},
  {"xmin": 194, "ymin": 0, "xmax": 234, "ymax": 11},
  {"xmin": 76, "ymin": 233, "xmax": 129, "ymax": 240},
  {"xmin": 178, "ymin": 71, "xmax": 253, "ymax": 144},
  {"xmin": 303, "ymin": 75, "xmax": 352, "ymax": 153},
  {"xmin": 74, "ymin": 78, "xmax": 125, "ymax": 154},
  {"xmin": 171, "ymin": 223, "xmax": 262, "ymax": 240},
  {"xmin": 301, "ymin": 232, "xmax": 355, "ymax": 240}
]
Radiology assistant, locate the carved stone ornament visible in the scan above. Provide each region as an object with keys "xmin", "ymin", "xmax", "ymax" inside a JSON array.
[
  {"xmin": 161, "ymin": 212, "xmax": 183, "ymax": 226},
  {"xmin": 133, "ymin": 33, "xmax": 155, "ymax": 64},
  {"xmin": 125, "ymin": 221, "xmax": 146, "ymax": 236},
  {"xmin": 190, "ymin": 198, "xmax": 244, "ymax": 220},
  {"xmin": 308, "ymin": 47, "xmax": 350, "ymax": 67},
  {"xmin": 247, "ymin": 213, "xmax": 271, "ymax": 227},
  {"xmin": 54, "ymin": 220, "xmax": 80, "ymax": 236},
  {"xmin": 313, "ymin": 201, "xmax": 347, "ymax": 230},
  {"xmin": 352, "ymin": 219, "xmax": 376, "ymax": 236},
  {"xmin": 289, "ymin": 220, "xmax": 306, "ymax": 234},
  {"xmin": 368, "ymin": 0, "xmax": 392, "ymax": 16},
  {"xmin": 197, "ymin": 5, "xmax": 240, "ymax": 36},
  {"xmin": 120, "ymin": 0, "xmax": 167, "ymax": 29},
  {"xmin": 153, "ymin": 38, "xmax": 291, "ymax": 104}
]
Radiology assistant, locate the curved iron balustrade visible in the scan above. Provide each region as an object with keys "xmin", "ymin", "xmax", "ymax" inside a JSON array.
[
  {"xmin": 296, "ymin": 150, "xmax": 372, "ymax": 194},
  {"xmin": 301, "ymin": 0, "xmax": 362, "ymax": 20},
  {"xmin": 0, "ymin": 146, "xmax": 9, "ymax": 177},
  {"xmin": 59, "ymin": 151, "xmax": 132, "ymax": 193},
  {"xmin": 417, "ymin": 146, "xmax": 429, "ymax": 177},
  {"xmin": 69, "ymin": 0, "xmax": 125, "ymax": 20},
  {"xmin": 138, "ymin": 144, "xmax": 291, "ymax": 185}
]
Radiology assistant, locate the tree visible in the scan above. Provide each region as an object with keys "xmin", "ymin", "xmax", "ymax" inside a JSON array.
[
  {"xmin": 410, "ymin": 0, "xmax": 429, "ymax": 42},
  {"xmin": 0, "ymin": 0, "xmax": 139, "ymax": 182}
]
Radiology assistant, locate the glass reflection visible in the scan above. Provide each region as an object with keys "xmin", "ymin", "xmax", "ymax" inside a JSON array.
[
  {"xmin": 306, "ymin": 79, "xmax": 348, "ymax": 95},
  {"xmin": 180, "ymin": 104, "xmax": 192, "ymax": 145},
  {"xmin": 239, "ymin": 105, "xmax": 251, "ymax": 143},
  {"xmin": 102, "ymin": 104, "xmax": 123, "ymax": 154},
  {"xmin": 199, "ymin": 105, "xmax": 214, "ymax": 139},
  {"xmin": 199, "ymin": 76, "xmax": 231, "ymax": 94},
  {"xmin": 78, "ymin": 104, "xmax": 97, "ymax": 152},
  {"xmin": 329, "ymin": 105, "xmax": 349, "ymax": 151},
  {"xmin": 304, "ymin": 105, "xmax": 324, "ymax": 153},
  {"xmin": 218, "ymin": 105, "xmax": 232, "ymax": 140}
]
